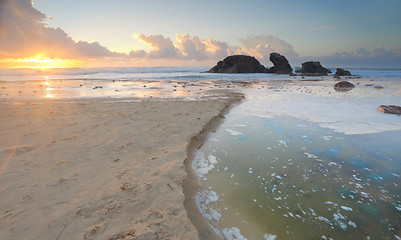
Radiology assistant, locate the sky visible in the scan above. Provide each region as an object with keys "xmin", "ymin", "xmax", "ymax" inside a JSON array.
[{"xmin": 0, "ymin": 0, "xmax": 400, "ymax": 68}]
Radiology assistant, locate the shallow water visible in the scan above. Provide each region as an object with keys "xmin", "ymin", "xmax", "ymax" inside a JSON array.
[{"xmin": 193, "ymin": 112, "xmax": 401, "ymax": 239}]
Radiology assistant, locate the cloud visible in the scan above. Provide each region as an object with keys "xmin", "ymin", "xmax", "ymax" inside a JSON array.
[
  {"xmin": 317, "ymin": 47, "xmax": 401, "ymax": 68},
  {"xmin": 175, "ymin": 34, "xmax": 207, "ymax": 60},
  {"xmin": 133, "ymin": 34, "xmax": 179, "ymax": 59},
  {"xmin": 130, "ymin": 33, "xmax": 231, "ymax": 61},
  {"xmin": 0, "ymin": 0, "xmax": 122, "ymax": 59},
  {"xmin": 235, "ymin": 35, "xmax": 298, "ymax": 65},
  {"xmin": 175, "ymin": 34, "xmax": 231, "ymax": 60},
  {"xmin": 129, "ymin": 34, "xmax": 295, "ymax": 65}
]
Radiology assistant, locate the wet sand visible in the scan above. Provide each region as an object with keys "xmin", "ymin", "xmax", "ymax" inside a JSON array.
[{"xmin": 0, "ymin": 91, "xmax": 242, "ymax": 240}]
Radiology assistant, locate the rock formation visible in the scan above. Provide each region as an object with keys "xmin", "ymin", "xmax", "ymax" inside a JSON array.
[
  {"xmin": 295, "ymin": 61, "xmax": 332, "ymax": 75},
  {"xmin": 334, "ymin": 81, "xmax": 355, "ymax": 92},
  {"xmin": 377, "ymin": 105, "xmax": 401, "ymax": 115},
  {"xmin": 335, "ymin": 68, "xmax": 352, "ymax": 76},
  {"xmin": 208, "ymin": 55, "xmax": 265, "ymax": 73},
  {"xmin": 265, "ymin": 52, "xmax": 293, "ymax": 74}
]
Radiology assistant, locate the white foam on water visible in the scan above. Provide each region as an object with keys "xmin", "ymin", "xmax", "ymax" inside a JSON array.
[
  {"xmin": 192, "ymin": 151, "xmax": 218, "ymax": 177},
  {"xmin": 196, "ymin": 190, "xmax": 222, "ymax": 224},
  {"xmin": 222, "ymin": 227, "xmax": 247, "ymax": 240},
  {"xmin": 348, "ymin": 221, "xmax": 357, "ymax": 228},
  {"xmin": 226, "ymin": 129, "xmax": 242, "ymax": 136},
  {"xmin": 338, "ymin": 221, "xmax": 348, "ymax": 230},
  {"xmin": 240, "ymin": 82, "xmax": 401, "ymax": 134},
  {"xmin": 304, "ymin": 152, "xmax": 318, "ymax": 159},
  {"xmin": 317, "ymin": 216, "xmax": 330, "ymax": 224},
  {"xmin": 277, "ymin": 140, "xmax": 289, "ymax": 147},
  {"xmin": 264, "ymin": 233, "xmax": 277, "ymax": 240},
  {"xmin": 321, "ymin": 135, "xmax": 332, "ymax": 140},
  {"xmin": 341, "ymin": 206, "xmax": 353, "ymax": 211}
]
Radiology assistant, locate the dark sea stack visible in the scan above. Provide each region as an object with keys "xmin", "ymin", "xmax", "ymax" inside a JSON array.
[
  {"xmin": 377, "ymin": 105, "xmax": 401, "ymax": 115},
  {"xmin": 295, "ymin": 61, "xmax": 332, "ymax": 75},
  {"xmin": 265, "ymin": 52, "xmax": 293, "ymax": 74},
  {"xmin": 208, "ymin": 55, "xmax": 265, "ymax": 73},
  {"xmin": 335, "ymin": 68, "xmax": 352, "ymax": 76},
  {"xmin": 334, "ymin": 81, "xmax": 355, "ymax": 92}
]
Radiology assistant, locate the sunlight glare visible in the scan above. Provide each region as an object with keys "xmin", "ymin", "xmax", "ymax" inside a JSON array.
[{"xmin": 1, "ymin": 54, "xmax": 82, "ymax": 69}]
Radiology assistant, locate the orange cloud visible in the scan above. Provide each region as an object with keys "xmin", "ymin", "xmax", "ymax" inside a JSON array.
[{"xmin": 0, "ymin": 0, "xmax": 123, "ymax": 67}]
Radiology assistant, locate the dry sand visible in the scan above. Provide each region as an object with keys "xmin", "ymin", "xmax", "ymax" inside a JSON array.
[{"xmin": 0, "ymin": 92, "xmax": 242, "ymax": 240}]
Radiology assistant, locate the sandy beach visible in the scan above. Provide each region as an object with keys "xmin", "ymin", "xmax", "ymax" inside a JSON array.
[
  {"xmin": 1, "ymin": 73, "xmax": 401, "ymax": 240},
  {"xmin": 0, "ymin": 92, "xmax": 242, "ymax": 240}
]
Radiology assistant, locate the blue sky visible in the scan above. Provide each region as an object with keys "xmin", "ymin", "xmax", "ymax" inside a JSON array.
[
  {"xmin": 34, "ymin": 0, "xmax": 401, "ymax": 57},
  {"xmin": 1, "ymin": 0, "xmax": 400, "ymax": 68}
]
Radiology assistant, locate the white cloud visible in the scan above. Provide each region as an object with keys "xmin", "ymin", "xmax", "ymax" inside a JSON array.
[
  {"xmin": 0, "ymin": 0, "xmax": 122, "ymax": 59},
  {"xmin": 175, "ymin": 34, "xmax": 207, "ymax": 60},
  {"xmin": 133, "ymin": 34, "xmax": 179, "ymax": 59},
  {"xmin": 130, "ymin": 33, "xmax": 231, "ymax": 61},
  {"xmin": 236, "ymin": 35, "xmax": 298, "ymax": 65},
  {"xmin": 130, "ymin": 34, "xmax": 296, "ymax": 65}
]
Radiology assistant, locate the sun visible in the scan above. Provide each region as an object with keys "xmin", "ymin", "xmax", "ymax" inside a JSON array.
[{"xmin": 0, "ymin": 54, "xmax": 82, "ymax": 69}]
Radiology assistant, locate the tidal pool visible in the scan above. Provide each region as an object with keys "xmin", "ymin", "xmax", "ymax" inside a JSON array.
[{"xmin": 193, "ymin": 112, "xmax": 401, "ymax": 240}]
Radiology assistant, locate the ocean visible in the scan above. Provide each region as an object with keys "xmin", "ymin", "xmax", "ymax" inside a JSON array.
[{"xmin": 1, "ymin": 67, "xmax": 401, "ymax": 82}]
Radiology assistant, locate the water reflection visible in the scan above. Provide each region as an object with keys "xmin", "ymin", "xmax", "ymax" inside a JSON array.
[
  {"xmin": 43, "ymin": 81, "xmax": 54, "ymax": 98},
  {"xmin": 194, "ymin": 114, "xmax": 401, "ymax": 240}
]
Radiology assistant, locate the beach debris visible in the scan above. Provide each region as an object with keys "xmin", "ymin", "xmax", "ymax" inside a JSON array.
[
  {"xmin": 208, "ymin": 55, "xmax": 265, "ymax": 73},
  {"xmin": 334, "ymin": 81, "xmax": 355, "ymax": 92},
  {"xmin": 335, "ymin": 68, "xmax": 352, "ymax": 76},
  {"xmin": 120, "ymin": 183, "xmax": 130, "ymax": 190},
  {"xmin": 377, "ymin": 105, "xmax": 401, "ymax": 115},
  {"xmin": 295, "ymin": 61, "xmax": 332, "ymax": 76},
  {"xmin": 374, "ymin": 85, "xmax": 384, "ymax": 89},
  {"xmin": 265, "ymin": 52, "xmax": 293, "ymax": 74}
]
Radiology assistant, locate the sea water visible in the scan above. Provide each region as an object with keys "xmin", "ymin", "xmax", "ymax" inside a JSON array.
[
  {"xmin": 189, "ymin": 71, "xmax": 401, "ymax": 240},
  {"xmin": 1, "ymin": 67, "xmax": 401, "ymax": 82},
  {"xmin": 193, "ymin": 112, "xmax": 401, "ymax": 239}
]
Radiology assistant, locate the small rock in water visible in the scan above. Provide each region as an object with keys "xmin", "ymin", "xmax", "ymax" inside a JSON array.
[
  {"xmin": 377, "ymin": 105, "xmax": 401, "ymax": 115},
  {"xmin": 335, "ymin": 68, "xmax": 352, "ymax": 76},
  {"xmin": 334, "ymin": 81, "xmax": 355, "ymax": 92}
]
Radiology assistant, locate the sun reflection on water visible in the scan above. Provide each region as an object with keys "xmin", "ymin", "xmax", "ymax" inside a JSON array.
[{"xmin": 43, "ymin": 81, "xmax": 54, "ymax": 98}]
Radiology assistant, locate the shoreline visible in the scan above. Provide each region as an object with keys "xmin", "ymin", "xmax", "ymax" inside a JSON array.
[
  {"xmin": 183, "ymin": 91, "xmax": 244, "ymax": 240},
  {"xmin": 0, "ymin": 92, "xmax": 242, "ymax": 240}
]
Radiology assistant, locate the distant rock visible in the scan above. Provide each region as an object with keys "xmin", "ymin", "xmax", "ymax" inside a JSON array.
[
  {"xmin": 208, "ymin": 55, "xmax": 265, "ymax": 73},
  {"xmin": 334, "ymin": 81, "xmax": 355, "ymax": 92},
  {"xmin": 377, "ymin": 105, "xmax": 401, "ymax": 115},
  {"xmin": 295, "ymin": 61, "xmax": 332, "ymax": 75},
  {"xmin": 335, "ymin": 68, "xmax": 352, "ymax": 76},
  {"xmin": 265, "ymin": 52, "xmax": 293, "ymax": 74}
]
